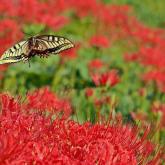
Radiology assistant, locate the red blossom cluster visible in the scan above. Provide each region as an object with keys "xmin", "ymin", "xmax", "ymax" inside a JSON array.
[
  {"xmin": 90, "ymin": 35, "xmax": 110, "ymax": 48},
  {"xmin": 1, "ymin": 0, "xmax": 164, "ymax": 60},
  {"xmin": 123, "ymin": 22, "xmax": 165, "ymax": 93},
  {"xmin": 0, "ymin": 0, "xmax": 69, "ymax": 30},
  {"xmin": 0, "ymin": 92, "xmax": 162, "ymax": 164},
  {"xmin": 25, "ymin": 87, "xmax": 72, "ymax": 118},
  {"xmin": 85, "ymin": 88, "xmax": 94, "ymax": 98},
  {"xmin": 0, "ymin": 0, "xmax": 149, "ymax": 56},
  {"xmin": 0, "ymin": 1, "xmax": 164, "ymax": 163},
  {"xmin": 88, "ymin": 59, "xmax": 120, "ymax": 88},
  {"xmin": 70, "ymin": 0, "xmax": 165, "ymax": 93},
  {"xmin": 91, "ymin": 70, "xmax": 120, "ymax": 87},
  {"xmin": 68, "ymin": 0, "xmax": 98, "ymax": 18},
  {"xmin": 126, "ymin": 46, "xmax": 165, "ymax": 93},
  {"xmin": 88, "ymin": 59, "xmax": 105, "ymax": 70}
]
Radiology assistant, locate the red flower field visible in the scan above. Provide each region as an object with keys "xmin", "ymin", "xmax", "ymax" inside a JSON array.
[
  {"xmin": 0, "ymin": 0, "xmax": 165, "ymax": 164},
  {"xmin": 0, "ymin": 93, "xmax": 163, "ymax": 164}
]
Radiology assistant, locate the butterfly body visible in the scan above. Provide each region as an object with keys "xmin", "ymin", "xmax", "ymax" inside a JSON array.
[{"xmin": 0, "ymin": 35, "xmax": 74, "ymax": 64}]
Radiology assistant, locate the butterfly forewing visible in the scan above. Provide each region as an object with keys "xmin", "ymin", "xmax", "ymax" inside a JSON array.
[
  {"xmin": 35, "ymin": 35, "xmax": 74, "ymax": 54},
  {"xmin": 0, "ymin": 41, "xmax": 29, "ymax": 64}
]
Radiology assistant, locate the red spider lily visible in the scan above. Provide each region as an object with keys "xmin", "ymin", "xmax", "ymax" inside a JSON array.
[
  {"xmin": 25, "ymin": 87, "xmax": 72, "ymax": 118},
  {"xmin": 37, "ymin": 2, "xmax": 69, "ymax": 29},
  {"xmin": 95, "ymin": 4, "xmax": 131, "ymax": 26},
  {"xmin": 0, "ymin": 0, "xmax": 142, "ymax": 41},
  {"xmin": 91, "ymin": 70, "xmax": 120, "ymax": 87},
  {"xmin": 0, "ymin": 0, "xmax": 17, "ymax": 17},
  {"xmin": 124, "ymin": 31, "xmax": 165, "ymax": 94},
  {"xmin": 90, "ymin": 35, "xmax": 110, "ymax": 48},
  {"xmin": 2, "ymin": 0, "xmax": 69, "ymax": 30},
  {"xmin": 143, "ymin": 71, "xmax": 165, "ymax": 93},
  {"xmin": 95, "ymin": 4, "xmax": 135, "ymax": 40},
  {"xmin": 68, "ymin": 0, "xmax": 98, "ymax": 18},
  {"xmin": 124, "ymin": 53, "xmax": 139, "ymax": 62},
  {"xmin": 126, "ymin": 45, "xmax": 165, "ymax": 93},
  {"xmin": 88, "ymin": 59, "xmax": 104, "ymax": 70},
  {"xmin": 0, "ymin": 94, "xmax": 21, "ymax": 115},
  {"xmin": 132, "ymin": 23, "xmax": 165, "ymax": 45},
  {"xmin": 38, "ymin": 15, "xmax": 69, "ymax": 30},
  {"xmin": 14, "ymin": 0, "xmax": 45, "ymax": 23},
  {"xmin": 47, "ymin": 0, "xmax": 70, "ymax": 13},
  {"xmin": 85, "ymin": 88, "xmax": 94, "ymax": 98},
  {"xmin": 138, "ymin": 47, "xmax": 165, "ymax": 69},
  {"xmin": 0, "ymin": 93, "xmax": 163, "ymax": 164}
]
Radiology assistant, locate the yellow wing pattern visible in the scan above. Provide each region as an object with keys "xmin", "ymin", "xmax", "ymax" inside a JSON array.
[
  {"xmin": 0, "ymin": 41, "xmax": 29, "ymax": 64},
  {"xmin": 35, "ymin": 35, "xmax": 74, "ymax": 54}
]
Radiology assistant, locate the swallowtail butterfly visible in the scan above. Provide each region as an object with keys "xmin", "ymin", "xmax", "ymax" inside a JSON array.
[{"xmin": 0, "ymin": 35, "xmax": 74, "ymax": 65}]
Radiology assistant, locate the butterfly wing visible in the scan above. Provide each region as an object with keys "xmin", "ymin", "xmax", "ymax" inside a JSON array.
[
  {"xmin": 34, "ymin": 35, "xmax": 74, "ymax": 54},
  {"xmin": 0, "ymin": 41, "xmax": 29, "ymax": 64}
]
